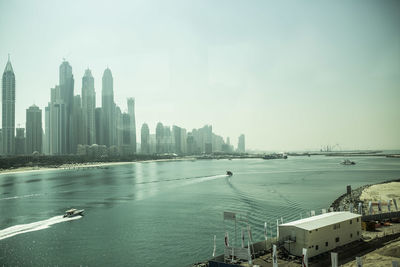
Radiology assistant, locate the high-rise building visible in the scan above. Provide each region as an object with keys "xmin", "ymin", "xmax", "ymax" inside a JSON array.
[
  {"xmin": 127, "ymin": 98, "xmax": 136, "ymax": 153},
  {"xmin": 82, "ymin": 69, "xmax": 96, "ymax": 145},
  {"xmin": 238, "ymin": 134, "xmax": 245, "ymax": 153},
  {"xmin": 102, "ymin": 68, "xmax": 115, "ymax": 147},
  {"xmin": 2, "ymin": 55, "xmax": 16, "ymax": 155},
  {"xmin": 26, "ymin": 105, "xmax": 42, "ymax": 154},
  {"xmin": 141, "ymin": 123, "xmax": 150, "ymax": 154},
  {"xmin": 70, "ymin": 95, "xmax": 84, "ymax": 153},
  {"xmin": 45, "ymin": 86, "xmax": 67, "ymax": 155},
  {"xmin": 95, "ymin": 108, "xmax": 103, "ymax": 145},
  {"xmin": 156, "ymin": 122, "xmax": 164, "ymax": 154},
  {"xmin": 15, "ymin": 127, "xmax": 26, "ymax": 155},
  {"xmin": 59, "ymin": 60, "xmax": 74, "ymax": 153}
]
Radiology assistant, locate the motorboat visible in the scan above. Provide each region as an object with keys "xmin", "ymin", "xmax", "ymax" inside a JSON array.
[
  {"xmin": 226, "ymin": 171, "xmax": 233, "ymax": 176},
  {"xmin": 63, "ymin": 208, "xmax": 84, "ymax": 218},
  {"xmin": 341, "ymin": 159, "xmax": 355, "ymax": 165}
]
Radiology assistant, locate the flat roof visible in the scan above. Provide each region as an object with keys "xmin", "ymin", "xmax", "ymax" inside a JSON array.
[{"xmin": 279, "ymin": 212, "xmax": 361, "ymax": 231}]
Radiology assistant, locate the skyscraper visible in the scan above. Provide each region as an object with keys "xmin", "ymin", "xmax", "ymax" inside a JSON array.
[
  {"xmin": 102, "ymin": 68, "xmax": 115, "ymax": 147},
  {"xmin": 95, "ymin": 107, "xmax": 103, "ymax": 145},
  {"xmin": 26, "ymin": 105, "xmax": 42, "ymax": 154},
  {"xmin": 45, "ymin": 86, "xmax": 67, "ymax": 155},
  {"xmin": 2, "ymin": 55, "xmax": 16, "ymax": 155},
  {"xmin": 82, "ymin": 69, "xmax": 96, "ymax": 145},
  {"xmin": 59, "ymin": 60, "xmax": 74, "ymax": 153},
  {"xmin": 156, "ymin": 122, "xmax": 164, "ymax": 154},
  {"xmin": 141, "ymin": 123, "xmax": 150, "ymax": 154},
  {"xmin": 15, "ymin": 127, "xmax": 26, "ymax": 155},
  {"xmin": 127, "ymin": 98, "xmax": 136, "ymax": 153},
  {"xmin": 238, "ymin": 134, "xmax": 245, "ymax": 153},
  {"xmin": 70, "ymin": 95, "xmax": 84, "ymax": 153}
]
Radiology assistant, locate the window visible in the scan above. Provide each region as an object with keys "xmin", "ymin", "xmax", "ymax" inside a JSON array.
[
  {"xmin": 316, "ymin": 229, "xmax": 318, "ymax": 232},
  {"xmin": 357, "ymin": 218, "xmax": 359, "ymax": 222},
  {"xmin": 316, "ymin": 245, "xmax": 319, "ymax": 250},
  {"xmin": 357, "ymin": 231, "xmax": 359, "ymax": 236},
  {"xmin": 333, "ymin": 223, "xmax": 341, "ymax": 230},
  {"xmin": 309, "ymin": 231, "xmax": 312, "ymax": 233},
  {"xmin": 350, "ymin": 220, "xmax": 352, "ymax": 224},
  {"xmin": 350, "ymin": 233, "xmax": 353, "ymax": 238},
  {"xmin": 325, "ymin": 242, "xmax": 328, "ymax": 247},
  {"xmin": 335, "ymin": 237, "xmax": 340, "ymax": 242}
]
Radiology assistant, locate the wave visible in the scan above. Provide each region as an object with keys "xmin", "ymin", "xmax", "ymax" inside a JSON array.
[
  {"xmin": 0, "ymin": 193, "xmax": 42, "ymax": 201},
  {"xmin": 0, "ymin": 215, "xmax": 82, "ymax": 241}
]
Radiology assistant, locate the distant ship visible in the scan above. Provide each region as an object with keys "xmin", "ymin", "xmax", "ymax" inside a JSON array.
[
  {"xmin": 341, "ymin": 159, "xmax": 356, "ymax": 165},
  {"xmin": 226, "ymin": 171, "xmax": 233, "ymax": 176},
  {"xmin": 263, "ymin": 153, "xmax": 288, "ymax": 160},
  {"xmin": 63, "ymin": 208, "xmax": 84, "ymax": 218}
]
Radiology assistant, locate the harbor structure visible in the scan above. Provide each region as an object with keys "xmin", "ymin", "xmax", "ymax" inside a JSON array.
[{"xmin": 279, "ymin": 212, "xmax": 361, "ymax": 258}]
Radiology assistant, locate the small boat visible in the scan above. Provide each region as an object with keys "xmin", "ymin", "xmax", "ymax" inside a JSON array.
[
  {"xmin": 63, "ymin": 208, "xmax": 84, "ymax": 218},
  {"xmin": 226, "ymin": 171, "xmax": 233, "ymax": 176},
  {"xmin": 341, "ymin": 159, "xmax": 355, "ymax": 165}
]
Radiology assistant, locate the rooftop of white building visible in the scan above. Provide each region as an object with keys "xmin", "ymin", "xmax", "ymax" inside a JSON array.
[{"xmin": 279, "ymin": 212, "xmax": 361, "ymax": 231}]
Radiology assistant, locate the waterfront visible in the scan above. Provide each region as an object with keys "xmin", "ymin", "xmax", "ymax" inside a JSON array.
[{"xmin": 1, "ymin": 156, "xmax": 400, "ymax": 266}]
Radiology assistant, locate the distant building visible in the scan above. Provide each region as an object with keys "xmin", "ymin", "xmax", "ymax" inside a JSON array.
[
  {"xmin": 71, "ymin": 95, "xmax": 84, "ymax": 153},
  {"xmin": 15, "ymin": 128, "xmax": 25, "ymax": 155},
  {"xmin": 156, "ymin": 122, "xmax": 164, "ymax": 154},
  {"xmin": 127, "ymin": 98, "xmax": 136, "ymax": 153},
  {"xmin": 45, "ymin": 86, "xmax": 67, "ymax": 155},
  {"xmin": 26, "ymin": 105, "xmax": 42, "ymax": 154},
  {"xmin": 95, "ymin": 108, "xmax": 104, "ymax": 146},
  {"xmin": 141, "ymin": 123, "xmax": 150, "ymax": 154},
  {"xmin": 279, "ymin": 212, "xmax": 361, "ymax": 258},
  {"xmin": 237, "ymin": 134, "xmax": 245, "ymax": 153},
  {"xmin": 82, "ymin": 69, "xmax": 96, "ymax": 145},
  {"xmin": 59, "ymin": 60, "xmax": 74, "ymax": 154},
  {"xmin": 2, "ymin": 55, "xmax": 16, "ymax": 155},
  {"xmin": 102, "ymin": 68, "xmax": 115, "ymax": 147}
]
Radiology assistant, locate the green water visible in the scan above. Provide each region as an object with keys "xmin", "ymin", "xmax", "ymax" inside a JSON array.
[{"xmin": 1, "ymin": 156, "xmax": 400, "ymax": 266}]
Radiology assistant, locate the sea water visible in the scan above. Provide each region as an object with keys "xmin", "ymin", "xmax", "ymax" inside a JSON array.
[{"xmin": 1, "ymin": 155, "xmax": 400, "ymax": 266}]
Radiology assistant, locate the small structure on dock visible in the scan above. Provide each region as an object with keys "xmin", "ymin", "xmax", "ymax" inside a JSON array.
[{"xmin": 279, "ymin": 212, "xmax": 361, "ymax": 258}]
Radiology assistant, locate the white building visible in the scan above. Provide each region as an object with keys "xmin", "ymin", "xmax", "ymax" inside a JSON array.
[{"xmin": 279, "ymin": 212, "xmax": 361, "ymax": 258}]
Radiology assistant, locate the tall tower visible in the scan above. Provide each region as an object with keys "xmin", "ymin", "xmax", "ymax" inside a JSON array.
[
  {"xmin": 127, "ymin": 98, "xmax": 136, "ymax": 153},
  {"xmin": 102, "ymin": 68, "xmax": 115, "ymax": 147},
  {"xmin": 141, "ymin": 123, "xmax": 150, "ymax": 154},
  {"xmin": 59, "ymin": 60, "xmax": 74, "ymax": 153},
  {"xmin": 2, "ymin": 55, "xmax": 16, "ymax": 155},
  {"xmin": 82, "ymin": 69, "xmax": 96, "ymax": 145},
  {"xmin": 238, "ymin": 134, "xmax": 245, "ymax": 153},
  {"xmin": 26, "ymin": 105, "xmax": 42, "ymax": 154}
]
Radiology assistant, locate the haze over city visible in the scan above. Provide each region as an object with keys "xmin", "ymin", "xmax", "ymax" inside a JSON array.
[{"xmin": 0, "ymin": 0, "xmax": 399, "ymax": 151}]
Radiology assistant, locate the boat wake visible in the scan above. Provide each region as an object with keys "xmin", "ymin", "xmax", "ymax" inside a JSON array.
[
  {"xmin": 0, "ymin": 215, "xmax": 81, "ymax": 241},
  {"xmin": 0, "ymin": 193, "xmax": 42, "ymax": 201}
]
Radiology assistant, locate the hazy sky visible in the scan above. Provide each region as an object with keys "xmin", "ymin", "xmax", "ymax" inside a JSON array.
[{"xmin": 0, "ymin": 0, "xmax": 399, "ymax": 151}]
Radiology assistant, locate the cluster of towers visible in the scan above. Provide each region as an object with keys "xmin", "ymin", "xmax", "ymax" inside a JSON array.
[
  {"xmin": 1, "ymin": 56, "xmax": 245, "ymax": 157},
  {"xmin": 42, "ymin": 60, "xmax": 137, "ymax": 156}
]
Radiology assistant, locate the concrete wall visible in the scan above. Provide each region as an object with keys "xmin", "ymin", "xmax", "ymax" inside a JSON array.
[{"xmin": 280, "ymin": 217, "xmax": 361, "ymax": 257}]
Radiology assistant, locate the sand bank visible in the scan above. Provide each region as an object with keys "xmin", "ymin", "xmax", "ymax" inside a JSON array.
[{"xmin": 360, "ymin": 181, "xmax": 400, "ymax": 202}]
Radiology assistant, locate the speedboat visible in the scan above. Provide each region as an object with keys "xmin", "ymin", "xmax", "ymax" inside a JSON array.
[
  {"xmin": 63, "ymin": 208, "xmax": 84, "ymax": 218},
  {"xmin": 226, "ymin": 171, "xmax": 233, "ymax": 176},
  {"xmin": 341, "ymin": 159, "xmax": 355, "ymax": 165}
]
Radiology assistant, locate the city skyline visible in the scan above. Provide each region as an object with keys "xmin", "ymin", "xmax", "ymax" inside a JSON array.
[{"xmin": 0, "ymin": 0, "xmax": 399, "ymax": 151}]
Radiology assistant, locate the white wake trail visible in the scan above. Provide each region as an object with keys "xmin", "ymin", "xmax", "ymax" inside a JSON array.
[{"xmin": 0, "ymin": 215, "xmax": 82, "ymax": 241}]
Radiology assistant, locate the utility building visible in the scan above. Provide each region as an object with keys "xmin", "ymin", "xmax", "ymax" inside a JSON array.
[{"xmin": 279, "ymin": 212, "xmax": 361, "ymax": 258}]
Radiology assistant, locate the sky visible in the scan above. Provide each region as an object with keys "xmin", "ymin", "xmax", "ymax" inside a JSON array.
[{"xmin": 0, "ymin": 0, "xmax": 399, "ymax": 151}]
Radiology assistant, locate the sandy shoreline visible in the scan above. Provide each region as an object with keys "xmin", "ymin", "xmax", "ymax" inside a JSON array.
[{"xmin": 0, "ymin": 157, "xmax": 196, "ymax": 177}]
